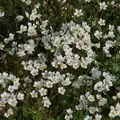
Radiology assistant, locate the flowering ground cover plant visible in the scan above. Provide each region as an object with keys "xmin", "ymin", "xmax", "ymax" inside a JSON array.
[{"xmin": 0, "ymin": 0, "xmax": 120, "ymax": 120}]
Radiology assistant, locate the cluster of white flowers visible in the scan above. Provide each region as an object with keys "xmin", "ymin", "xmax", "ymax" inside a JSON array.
[
  {"xmin": 94, "ymin": 72, "xmax": 114, "ymax": 92},
  {"xmin": 108, "ymin": 92, "xmax": 120, "ymax": 118},
  {"xmin": 4, "ymin": 108, "xmax": 13, "ymax": 118},
  {"xmin": 17, "ymin": 39, "xmax": 36, "ymax": 56},
  {"xmin": 72, "ymin": 75, "xmax": 93, "ymax": 88},
  {"xmin": 0, "ymin": 73, "xmax": 24, "ymax": 117},
  {"xmin": 0, "ymin": 72, "xmax": 20, "ymax": 87},
  {"xmin": 42, "ymin": 21, "xmax": 100, "ymax": 70},
  {"xmin": 103, "ymin": 40, "xmax": 114, "ymax": 57},
  {"xmin": 109, "ymin": 104, "xmax": 120, "ymax": 118},
  {"xmin": 29, "ymin": 70, "xmax": 74, "ymax": 108},
  {"xmin": 28, "ymin": 3, "xmax": 41, "ymax": 21},
  {"xmin": 74, "ymin": 71, "xmax": 116, "ymax": 119},
  {"xmin": 0, "ymin": 0, "xmax": 120, "ymax": 119},
  {"xmin": 43, "ymin": 96, "xmax": 51, "ymax": 108},
  {"xmin": 4, "ymin": 33, "xmax": 14, "ymax": 44},
  {"xmin": 22, "ymin": 53, "xmax": 47, "ymax": 76}
]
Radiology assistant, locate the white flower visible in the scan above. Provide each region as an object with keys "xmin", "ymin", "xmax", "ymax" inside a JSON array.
[
  {"xmin": 17, "ymin": 25, "xmax": 27, "ymax": 33},
  {"xmin": 81, "ymin": 57, "xmax": 88, "ymax": 68},
  {"xmin": 30, "ymin": 90, "xmax": 38, "ymax": 98},
  {"xmin": 1, "ymin": 92, "xmax": 10, "ymax": 100},
  {"xmin": 89, "ymin": 107, "xmax": 96, "ymax": 114},
  {"xmin": 109, "ymin": 110, "xmax": 117, "ymax": 118},
  {"xmin": 65, "ymin": 115, "xmax": 71, "ymax": 120},
  {"xmin": 0, "ymin": 43, "xmax": 5, "ymax": 50},
  {"xmin": 84, "ymin": 115, "xmax": 92, "ymax": 120},
  {"xmin": 24, "ymin": 40, "xmax": 35, "ymax": 54},
  {"xmin": 21, "ymin": 0, "xmax": 31, "ymax": 5},
  {"xmin": 98, "ymin": 19, "xmax": 105, "ymax": 26},
  {"xmin": 118, "ymin": 26, "xmax": 120, "ymax": 32},
  {"xmin": 17, "ymin": 92, "xmax": 24, "ymax": 100},
  {"xmin": 27, "ymin": 25, "xmax": 37, "ymax": 36},
  {"xmin": 43, "ymin": 97, "xmax": 51, "ymax": 108},
  {"xmin": 111, "ymin": 1, "xmax": 115, "ymax": 5},
  {"xmin": 66, "ymin": 108, "xmax": 73, "ymax": 115},
  {"xmin": 85, "ymin": 0, "xmax": 91, "ymax": 2},
  {"xmin": 61, "ymin": 78, "xmax": 71, "ymax": 86},
  {"xmin": 94, "ymin": 30, "xmax": 102, "ymax": 39},
  {"xmin": 16, "ymin": 15, "xmax": 23, "ymax": 21},
  {"xmin": 21, "ymin": 0, "xmax": 25, "ymax": 2},
  {"xmin": 96, "ymin": 94, "xmax": 102, "ymax": 100},
  {"xmin": 17, "ymin": 50, "xmax": 26, "ymax": 57},
  {"xmin": 115, "ymin": 103, "xmax": 120, "ymax": 111},
  {"xmin": 105, "ymin": 40, "xmax": 113, "ymax": 48},
  {"xmin": 110, "ymin": 106, "xmax": 115, "ymax": 110},
  {"xmin": 4, "ymin": 113, "xmax": 10, "ymax": 118},
  {"xmin": 0, "ymin": 99, "xmax": 6, "ymax": 107},
  {"xmin": 39, "ymin": 88, "xmax": 47, "ymax": 96},
  {"xmin": 117, "ymin": 92, "xmax": 120, "ymax": 98},
  {"xmin": 46, "ymin": 81, "xmax": 53, "ymax": 88},
  {"xmin": 26, "ymin": 0, "xmax": 31, "ymax": 5},
  {"xmin": 99, "ymin": 98, "xmax": 107, "ymax": 106},
  {"xmin": 76, "ymin": 41, "xmax": 84, "ymax": 50},
  {"xmin": 112, "ymin": 96, "xmax": 117, "ymax": 100},
  {"xmin": 108, "ymin": 31, "xmax": 115, "ymax": 38},
  {"xmin": 87, "ymin": 95, "xmax": 95, "ymax": 102},
  {"xmin": 13, "ymin": 80, "xmax": 20, "ymax": 90},
  {"xmin": 99, "ymin": 2, "xmax": 107, "ymax": 10},
  {"xmin": 95, "ymin": 114, "xmax": 102, "ymax": 120},
  {"xmin": 8, "ymin": 85, "xmax": 15, "ymax": 93},
  {"xmin": 117, "ymin": 110, "xmax": 120, "ymax": 116},
  {"xmin": 109, "ymin": 25, "xmax": 114, "ymax": 31},
  {"xmin": 58, "ymin": 87, "xmax": 66, "ymax": 95},
  {"xmin": 0, "ymin": 11, "xmax": 5, "ymax": 17},
  {"xmin": 9, "ymin": 33, "xmax": 14, "ymax": 41},
  {"xmin": 20, "ymin": 25, "xmax": 27, "ymax": 32},
  {"xmin": 74, "ymin": 9, "xmax": 83, "ymax": 17},
  {"xmin": 34, "ymin": 62, "xmax": 40, "ymax": 69},
  {"xmin": 33, "ymin": 81, "xmax": 42, "ymax": 88},
  {"xmin": 7, "ymin": 98, "xmax": 18, "ymax": 107},
  {"xmin": 4, "ymin": 33, "xmax": 14, "ymax": 44},
  {"xmin": 94, "ymin": 81, "xmax": 104, "ymax": 92},
  {"xmin": 7, "ymin": 108, "xmax": 13, "ymax": 115},
  {"xmin": 91, "ymin": 68, "xmax": 101, "ymax": 78},
  {"xmin": 43, "ymin": 100, "xmax": 51, "ymax": 108},
  {"xmin": 30, "ymin": 69, "xmax": 38, "ymax": 76}
]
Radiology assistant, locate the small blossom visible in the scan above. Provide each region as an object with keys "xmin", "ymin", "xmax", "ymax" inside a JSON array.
[
  {"xmin": 99, "ymin": 2, "xmax": 107, "ymax": 10},
  {"xmin": 87, "ymin": 95, "xmax": 95, "ymax": 102},
  {"xmin": 98, "ymin": 19, "xmax": 105, "ymax": 26},
  {"xmin": 94, "ymin": 30, "xmax": 102, "ymax": 39},
  {"xmin": 17, "ymin": 92, "xmax": 24, "ymax": 100},
  {"xmin": 58, "ymin": 87, "xmax": 66, "ymax": 95},
  {"xmin": 30, "ymin": 90, "xmax": 38, "ymax": 98},
  {"xmin": 39, "ymin": 88, "xmax": 47, "ymax": 96},
  {"xmin": 7, "ymin": 98, "xmax": 18, "ymax": 107},
  {"xmin": 46, "ymin": 81, "xmax": 53, "ymax": 88},
  {"xmin": 74, "ymin": 9, "xmax": 83, "ymax": 17},
  {"xmin": 0, "ymin": 11, "xmax": 5, "ymax": 17}
]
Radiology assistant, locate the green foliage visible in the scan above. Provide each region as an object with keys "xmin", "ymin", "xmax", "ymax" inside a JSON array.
[{"xmin": 0, "ymin": 0, "xmax": 120, "ymax": 120}]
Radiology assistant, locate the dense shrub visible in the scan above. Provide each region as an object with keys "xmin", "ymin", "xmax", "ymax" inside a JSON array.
[{"xmin": 0, "ymin": 0, "xmax": 120, "ymax": 120}]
